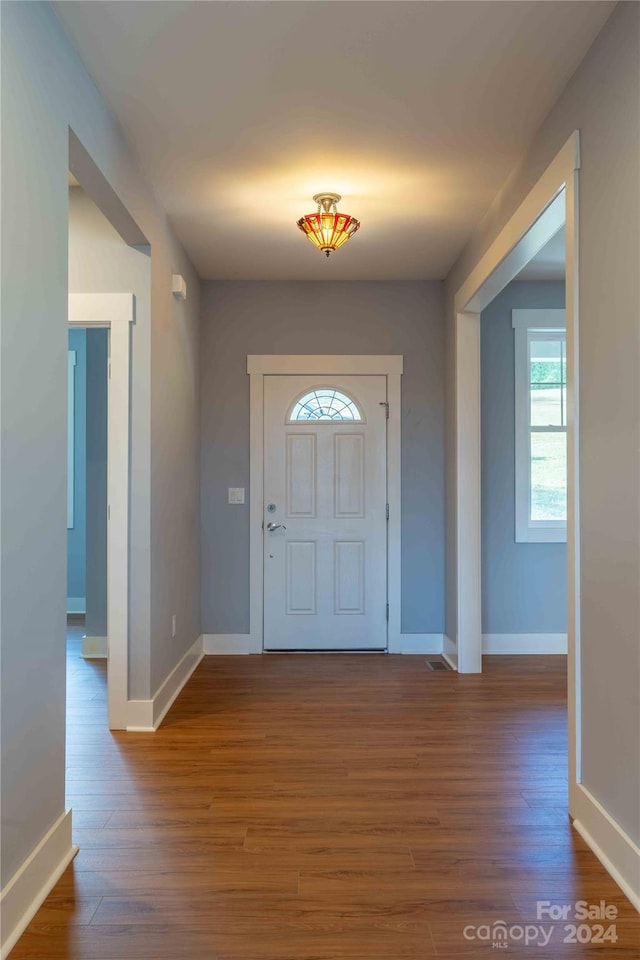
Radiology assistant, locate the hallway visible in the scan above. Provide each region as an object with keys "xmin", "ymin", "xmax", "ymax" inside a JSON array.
[{"xmin": 11, "ymin": 643, "xmax": 638, "ymax": 958}]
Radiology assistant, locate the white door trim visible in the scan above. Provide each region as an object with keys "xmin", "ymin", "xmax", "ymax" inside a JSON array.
[
  {"xmin": 248, "ymin": 355, "xmax": 403, "ymax": 651},
  {"xmin": 451, "ymin": 132, "xmax": 581, "ymax": 803},
  {"xmin": 68, "ymin": 292, "xmax": 134, "ymax": 730}
]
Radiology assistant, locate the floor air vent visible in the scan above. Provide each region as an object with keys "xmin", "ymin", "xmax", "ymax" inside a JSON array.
[{"xmin": 425, "ymin": 659, "xmax": 450, "ymax": 671}]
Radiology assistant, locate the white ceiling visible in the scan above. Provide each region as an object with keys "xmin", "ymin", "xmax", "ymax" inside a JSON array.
[
  {"xmin": 54, "ymin": 1, "xmax": 612, "ymax": 281},
  {"xmin": 517, "ymin": 226, "xmax": 565, "ymax": 281}
]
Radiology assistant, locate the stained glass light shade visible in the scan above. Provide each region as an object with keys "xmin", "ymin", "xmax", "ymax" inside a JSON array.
[
  {"xmin": 288, "ymin": 389, "xmax": 363, "ymax": 422},
  {"xmin": 297, "ymin": 193, "xmax": 360, "ymax": 258}
]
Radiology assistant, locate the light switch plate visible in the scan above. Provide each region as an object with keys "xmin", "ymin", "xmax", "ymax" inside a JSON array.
[{"xmin": 228, "ymin": 487, "xmax": 245, "ymax": 504}]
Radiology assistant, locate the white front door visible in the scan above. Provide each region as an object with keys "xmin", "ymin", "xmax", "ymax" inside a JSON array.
[{"xmin": 263, "ymin": 375, "xmax": 388, "ymax": 650}]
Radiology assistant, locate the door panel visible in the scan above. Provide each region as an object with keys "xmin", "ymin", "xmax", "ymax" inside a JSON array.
[
  {"xmin": 334, "ymin": 540, "xmax": 365, "ymax": 615},
  {"xmin": 286, "ymin": 541, "xmax": 316, "ymax": 615},
  {"xmin": 263, "ymin": 374, "xmax": 387, "ymax": 650},
  {"xmin": 334, "ymin": 434, "xmax": 365, "ymax": 517},
  {"xmin": 286, "ymin": 434, "xmax": 316, "ymax": 517}
]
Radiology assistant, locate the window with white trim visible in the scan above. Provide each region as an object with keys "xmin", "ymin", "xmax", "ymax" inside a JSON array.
[{"xmin": 513, "ymin": 310, "xmax": 567, "ymax": 543}]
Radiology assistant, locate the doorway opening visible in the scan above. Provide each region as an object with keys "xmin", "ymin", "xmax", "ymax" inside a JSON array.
[
  {"xmin": 66, "ymin": 324, "xmax": 110, "ymax": 721},
  {"xmin": 67, "ymin": 152, "xmax": 146, "ymax": 730},
  {"xmin": 451, "ymin": 131, "xmax": 580, "ymax": 812},
  {"xmin": 480, "ymin": 228, "xmax": 567, "ymax": 654}
]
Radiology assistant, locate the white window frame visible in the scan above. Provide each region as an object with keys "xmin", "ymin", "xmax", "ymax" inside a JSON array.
[{"xmin": 513, "ymin": 309, "xmax": 567, "ymax": 543}]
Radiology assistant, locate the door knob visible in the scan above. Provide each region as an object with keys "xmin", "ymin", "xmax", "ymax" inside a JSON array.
[{"xmin": 266, "ymin": 522, "xmax": 286, "ymax": 532}]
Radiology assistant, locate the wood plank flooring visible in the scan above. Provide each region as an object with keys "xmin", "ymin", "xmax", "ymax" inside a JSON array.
[{"xmin": 10, "ymin": 628, "xmax": 639, "ymax": 958}]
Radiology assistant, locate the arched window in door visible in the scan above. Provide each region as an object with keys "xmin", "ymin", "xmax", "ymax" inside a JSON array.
[{"xmin": 287, "ymin": 387, "xmax": 364, "ymax": 422}]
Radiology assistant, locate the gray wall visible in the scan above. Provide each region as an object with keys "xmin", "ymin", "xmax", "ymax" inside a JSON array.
[
  {"xmin": 85, "ymin": 329, "xmax": 109, "ymax": 638},
  {"xmin": 1, "ymin": 1, "xmax": 200, "ymax": 890},
  {"xmin": 481, "ymin": 280, "xmax": 566, "ymax": 634},
  {"xmin": 445, "ymin": 2, "xmax": 639, "ymax": 843},
  {"xmin": 200, "ymin": 281, "xmax": 444, "ymax": 636},
  {"xmin": 67, "ymin": 328, "xmax": 87, "ymax": 607}
]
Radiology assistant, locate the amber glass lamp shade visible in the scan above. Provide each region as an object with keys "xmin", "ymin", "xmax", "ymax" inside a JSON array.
[{"xmin": 297, "ymin": 193, "xmax": 360, "ymax": 257}]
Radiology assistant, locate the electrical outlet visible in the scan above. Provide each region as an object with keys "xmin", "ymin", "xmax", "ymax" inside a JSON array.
[{"xmin": 171, "ymin": 614, "xmax": 176, "ymax": 638}]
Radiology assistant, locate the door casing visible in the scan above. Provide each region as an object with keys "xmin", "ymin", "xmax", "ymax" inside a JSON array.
[{"xmin": 248, "ymin": 355, "xmax": 403, "ymax": 652}]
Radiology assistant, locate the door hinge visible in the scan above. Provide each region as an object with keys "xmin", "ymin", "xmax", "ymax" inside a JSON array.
[
  {"xmin": 108, "ymin": 361, "xmax": 111, "ymax": 379},
  {"xmin": 379, "ymin": 401, "xmax": 389, "ymax": 419},
  {"xmin": 386, "ymin": 503, "xmax": 390, "ymax": 521},
  {"xmin": 386, "ymin": 603, "xmax": 389, "ymax": 621}
]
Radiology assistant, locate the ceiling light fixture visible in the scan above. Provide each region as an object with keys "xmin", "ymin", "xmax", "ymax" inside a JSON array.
[{"xmin": 297, "ymin": 193, "xmax": 360, "ymax": 258}]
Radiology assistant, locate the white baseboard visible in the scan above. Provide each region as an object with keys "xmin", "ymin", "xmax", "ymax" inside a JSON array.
[
  {"xmin": 202, "ymin": 634, "xmax": 261, "ymax": 654},
  {"xmin": 126, "ymin": 635, "xmax": 204, "ymax": 731},
  {"xmin": 126, "ymin": 698, "xmax": 154, "ymax": 731},
  {"xmin": 0, "ymin": 810, "xmax": 78, "ymax": 960},
  {"xmin": 572, "ymin": 783, "xmax": 640, "ymax": 912},
  {"xmin": 388, "ymin": 633, "xmax": 444, "ymax": 654},
  {"xmin": 439, "ymin": 633, "xmax": 564, "ymax": 667},
  {"xmin": 443, "ymin": 634, "xmax": 458, "ymax": 671},
  {"xmin": 66, "ymin": 597, "xmax": 85, "ymax": 615},
  {"xmin": 482, "ymin": 633, "xmax": 567, "ymax": 654},
  {"xmin": 81, "ymin": 635, "xmax": 107, "ymax": 658}
]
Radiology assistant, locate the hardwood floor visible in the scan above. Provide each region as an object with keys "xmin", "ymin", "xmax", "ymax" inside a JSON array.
[{"xmin": 11, "ymin": 632, "xmax": 638, "ymax": 958}]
